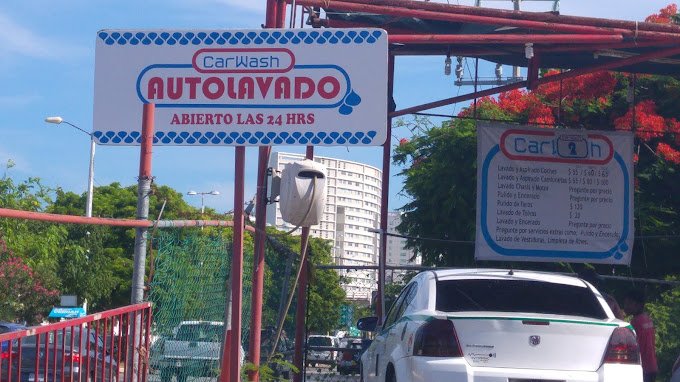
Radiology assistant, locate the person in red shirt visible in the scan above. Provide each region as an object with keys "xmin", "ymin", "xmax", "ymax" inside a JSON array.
[{"xmin": 624, "ymin": 288, "xmax": 658, "ymax": 382}]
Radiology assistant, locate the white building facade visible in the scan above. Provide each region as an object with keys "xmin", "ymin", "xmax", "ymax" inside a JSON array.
[
  {"xmin": 386, "ymin": 211, "xmax": 422, "ymax": 283},
  {"xmin": 267, "ymin": 152, "xmax": 382, "ymax": 303}
]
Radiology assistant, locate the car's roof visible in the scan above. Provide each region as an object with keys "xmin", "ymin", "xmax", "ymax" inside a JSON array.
[
  {"xmin": 179, "ymin": 320, "xmax": 223, "ymax": 326},
  {"xmin": 0, "ymin": 322, "xmax": 26, "ymax": 330},
  {"xmin": 429, "ymin": 269, "xmax": 587, "ymax": 287}
]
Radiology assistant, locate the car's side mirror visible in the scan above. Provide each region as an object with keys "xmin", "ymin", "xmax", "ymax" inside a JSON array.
[{"xmin": 356, "ymin": 317, "xmax": 378, "ymax": 332}]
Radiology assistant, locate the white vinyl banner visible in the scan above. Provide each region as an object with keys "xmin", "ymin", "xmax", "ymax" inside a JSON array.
[
  {"xmin": 475, "ymin": 123, "xmax": 634, "ymax": 264},
  {"xmin": 93, "ymin": 29, "xmax": 387, "ymax": 146}
]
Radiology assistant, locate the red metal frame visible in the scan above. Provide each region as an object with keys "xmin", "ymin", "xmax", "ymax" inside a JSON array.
[
  {"xmin": 0, "ymin": 304, "xmax": 151, "ymax": 382},
  {"xmin": 334, "ymin": 0, "xmax": 680, "ymax": 34}
]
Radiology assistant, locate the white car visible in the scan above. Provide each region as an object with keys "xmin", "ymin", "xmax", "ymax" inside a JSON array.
[
  {"xmin": 307, "ymin": 335, "xmax": 340, "ymax": 367},
  {"xmin": 358, "ymin": 269, "xmax": 643, "ymax": 382}
]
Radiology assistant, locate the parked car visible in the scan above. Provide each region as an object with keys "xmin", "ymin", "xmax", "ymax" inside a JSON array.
[
  {"xmin": 4, "ymin": 326, "xmax": 116, "ymax": 382},
  {"xmin": 358, "ymin": 269, "xmax": 643, "ymax": 382},
  {"xmin": 0, "ymin": 323, "xmax": 26, "ymax": 352},
  {"xmin": 336, "ymin": 338, "xmax": 363, "ymax": 375},
  {"xmin": 157, "ymin": 321, "xmax": 243, "ymax": 382},
  {"xmin": 306, "ymin": 335, "xmax": 339, "ymax": 367}
]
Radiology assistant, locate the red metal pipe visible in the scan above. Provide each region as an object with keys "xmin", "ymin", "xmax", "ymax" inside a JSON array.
[
  {"xmin": 230, "ymin": 146, "xmax": 246, "ymax": 382},
  {"xmin": 266, "ymin": 0, "xmax": 278, "ymax": 28},
  {"xmin": 292, "ymin": 146, "xmax": 314, "ymax": 382},
  {"xmin": 390, "ymin": 45, "xmax": 680, "ymax": 117},
  {"xmin": 537, "ymin": 40, "xmax": 674, "ymax": 53},
  {"xmin": 34, "ymin": 333, "xmax": 40, "ymax": 382},
  {"xmin": 377, "ymin": 55, "xmax": 395, "ymax": 322},
  {"xmin": 139, "ymin": 104, "xmax": 155, "ymax": 179},
  {"xmin": 388, "ymin": 34, "xmax": 624, "ymax": 44},
  {"xmin": 0, "ymin": 208, "xmax": 152, "ymax": 227},
  {"xmin": 334, "ymin": 0, "xmax": 680, "ymax": 35},
  {"xmin": 391, "ymin": 80, "xmax": 527, "ymax": 118},
  {"xmin": 276, "ymin": 0, "xmax": 287, "ymax": 28},
  {"xmin": 247, "ymin": 145, "xmax": 271, "ymax": 382},
  {"xmin": 295, "ymin": 0, "xmax": 642, "ymax": 38}
]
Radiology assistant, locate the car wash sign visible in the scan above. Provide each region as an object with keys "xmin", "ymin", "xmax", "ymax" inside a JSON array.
[
  {"xmin": 475, "ymin": 123, "xmax": 634, "ymax": 265},
  {"xmin": 93, "ymin": 29, "xmax": 387, "ymax": 146}
]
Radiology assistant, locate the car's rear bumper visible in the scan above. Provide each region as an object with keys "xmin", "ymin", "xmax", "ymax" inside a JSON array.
[{"xmin": 397, "ymin": 356, "xmax": 643, "ymax": 382}]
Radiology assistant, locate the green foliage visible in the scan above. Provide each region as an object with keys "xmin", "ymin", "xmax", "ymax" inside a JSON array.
[
  {"xmin": 647, "ymin": 281, "xmax": 680, "ymax": 382},
  {"xmin": 393, "ymin": 118, "xmax": 478, "ymax": 267}
]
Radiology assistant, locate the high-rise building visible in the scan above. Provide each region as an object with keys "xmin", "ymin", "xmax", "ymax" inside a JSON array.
[
  {"xmin": 386, "ymin": 211, "xmax": 421, "ymax": 283},
  {"xmin": 267, "ymin": 152, "xmax": 382, "ymax": 303}
]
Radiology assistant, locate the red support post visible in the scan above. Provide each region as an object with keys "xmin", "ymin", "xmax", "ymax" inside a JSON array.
[
  {"xmin": 293, "ymin": 146, "xmax": 314, "ymax": 382},
  {"xmin": 247, "ymin": 2, "xmax": 281, "ymax": 380},
  {"xmin": 377, "ymin": 54, "xmax": 395, "ymax": 322},
  {"xmin": 230, "ymin": 146, "xmax": 246, "ymax": 382}
]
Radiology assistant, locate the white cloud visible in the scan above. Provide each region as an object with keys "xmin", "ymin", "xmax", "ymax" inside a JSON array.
[{"xmin": 0, "ymin": 10, "xmax": 85, "ymax": 61}]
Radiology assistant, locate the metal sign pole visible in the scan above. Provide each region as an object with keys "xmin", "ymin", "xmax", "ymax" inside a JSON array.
[{"xmin": 230, "ymin": 146, "xmax": 246, "ymax": 382}]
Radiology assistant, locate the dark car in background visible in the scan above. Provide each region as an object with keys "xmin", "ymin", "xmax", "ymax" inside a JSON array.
[
  {"xmin": 1, "ymin": 323, "xmax": 26, "ymax": 352},
  {"xmin": 5, "ymin": 326, "xmax": 116, "ymax": 382},
  {"xmin": 336, "ymin": 338, "xmax": 363, "ymax": 375}
]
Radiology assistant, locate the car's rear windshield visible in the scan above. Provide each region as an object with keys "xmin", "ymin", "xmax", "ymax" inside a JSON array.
[
  {"xmin": 176, "ymin": 324, "xmax": 224, "ymax": 342},
  {"xmin": 436, "ymin": 278, "xmax": 607, "ymax": 319},
  {"xmin": 308, "ymin": 336, "xmax": 332, "ymax": 346}
]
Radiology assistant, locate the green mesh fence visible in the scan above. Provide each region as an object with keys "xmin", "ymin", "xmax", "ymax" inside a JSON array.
[{"xmin": 148, "ymin": 230, "xmax": 253, "ymax": 382}]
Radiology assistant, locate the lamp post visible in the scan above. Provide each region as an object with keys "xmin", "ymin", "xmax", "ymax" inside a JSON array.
[
  {"xmin": 45, "ymin": 116, "xmax": 96, "ymax": 218},
  {"xmin": 187, "ymin": 190, "xmax": 220, "ymax": 215}
]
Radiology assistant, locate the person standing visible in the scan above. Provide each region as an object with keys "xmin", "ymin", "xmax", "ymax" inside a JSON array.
[
  {"xmin": 578, "ymin": 269, "xmax": 625, "ymax": 319},
  {"xmin": 624, "ymin": 289, "xmax": 658, "ymax": 382}
]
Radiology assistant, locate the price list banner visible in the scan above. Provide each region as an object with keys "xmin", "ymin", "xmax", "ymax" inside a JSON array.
[{"xmin": 475, "ymin": 123, "xmax": 634, "ymax": 264}]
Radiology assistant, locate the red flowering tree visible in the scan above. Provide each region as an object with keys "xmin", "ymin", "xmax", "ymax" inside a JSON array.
[{"xmin": 0, "ymin": 237, "xmax": 59, "ymax": 323}]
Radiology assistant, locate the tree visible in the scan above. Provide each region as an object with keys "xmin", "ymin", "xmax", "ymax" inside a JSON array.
[{"xmin": 0, "ymin": 237, "xmax": 59, "ymax": 323}]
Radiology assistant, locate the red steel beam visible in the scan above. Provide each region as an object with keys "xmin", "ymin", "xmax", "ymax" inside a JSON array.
[
  {"xmin": 230, "ymin": 147, "xmax": 246, "ymax": 382},
  {"xmin": 335, "ymin": 0, "xmax": 680, "ymax": 35},
  {"xmin": 389, "ymin": 34, "xmax": 624, "ymax": 44},
  {"xmin": 295, "ymin": 0, "xmax": 664, "ymax": 39},
  {"xmin": 390, "ymin": 45, "xmax": 680, "ymax": 117},
  {"xmin": 0, "ymin": 208, "xmax": 152, "ymax": 227}
]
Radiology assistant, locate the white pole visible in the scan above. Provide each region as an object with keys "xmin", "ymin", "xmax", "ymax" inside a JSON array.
[{"xmin": 86, "ymin": 137, "xmax": 96, "ymax": 217}]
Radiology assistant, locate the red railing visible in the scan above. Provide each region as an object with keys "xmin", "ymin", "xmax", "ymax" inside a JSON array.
[{"xmin": 0, "ymin": 303, "xmax": 152, "ymax": 382}]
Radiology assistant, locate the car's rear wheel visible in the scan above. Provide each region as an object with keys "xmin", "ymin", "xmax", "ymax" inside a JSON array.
[{"xmin": 385, "ymin": 364, "xmax": 396, "ymax": 382}]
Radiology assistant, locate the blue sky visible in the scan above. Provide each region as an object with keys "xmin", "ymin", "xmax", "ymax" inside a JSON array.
[{"xmin": 0, "ymin": 0, "xmax": 671, "ymax": 214}]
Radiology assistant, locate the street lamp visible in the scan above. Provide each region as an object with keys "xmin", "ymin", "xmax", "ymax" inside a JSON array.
[
  {"xmin": 45, "ymin": 116, "xmax": 96, "ymax": 218},
  {"xmin": 187, "ymin": 190, "xmax": 220, "ymax": 215}
]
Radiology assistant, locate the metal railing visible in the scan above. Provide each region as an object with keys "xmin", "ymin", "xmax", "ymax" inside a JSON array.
[{"xmin": 0, "ymin": 303, "xmax": 152, "ymax": 382}]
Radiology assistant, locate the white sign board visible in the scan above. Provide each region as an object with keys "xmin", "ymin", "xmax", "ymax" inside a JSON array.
[
  {"xmin": 475, "ymin": 123, "xmax": 634, "ymax": 264},
  {"xmin": 93, "ymin": 29, "xmax": 387, "ymax": 146}
]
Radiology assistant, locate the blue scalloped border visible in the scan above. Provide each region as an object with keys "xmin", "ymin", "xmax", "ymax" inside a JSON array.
[
  {"xmin": 97, "ymin": 30, "xmax": 384, "ymax": 46},
  {"xmin": 93, "ymin": 130, "xmax": 378, "ymax": 145}
]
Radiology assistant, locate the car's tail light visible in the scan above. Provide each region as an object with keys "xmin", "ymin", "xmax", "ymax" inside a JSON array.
[
  {"xmin": 603, "ymin": 327, "xmax": 640, "ymax": 364},
  {"xmin": 0, "ymin": 350, "xmax": 15, "ymax": 360},
  {"xmin": 342, "ymin": 351, "xmax": 353, "ymax": 361},
  {"xmin": 413, "ymin": 319, "xmax": 462, "ymax": 357},
  {"xmin": 67, "ymin": 353, "xmax": 82, "ymax": 363}
]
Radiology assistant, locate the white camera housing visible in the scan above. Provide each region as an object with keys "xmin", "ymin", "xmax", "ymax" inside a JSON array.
[{"xmin": 279, "ymin": 160, "xmax": 327, "ymax": 227}]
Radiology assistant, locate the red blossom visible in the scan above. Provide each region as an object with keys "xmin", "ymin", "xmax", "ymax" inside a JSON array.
[
  {"xmin": 645, "ymin": 4, "xmax": 678, "ymax": 24},
  {"xmin": 613, "ymin": 100, "xmax": 667, "ymax": 141},
  {"xmin": 399, "ymin": 138, "xmax": 409, "ymax": 146},
  {"xmin": 634, "ymin": 153, "xmax": 639, "ymax": 164},
  {"xmin": 657, "ymin": 142, "xmax": 680, "ymax": 164},
  {"xmin": 537, "ymin": 71, "xmax": 617, "ymax": 104}
]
